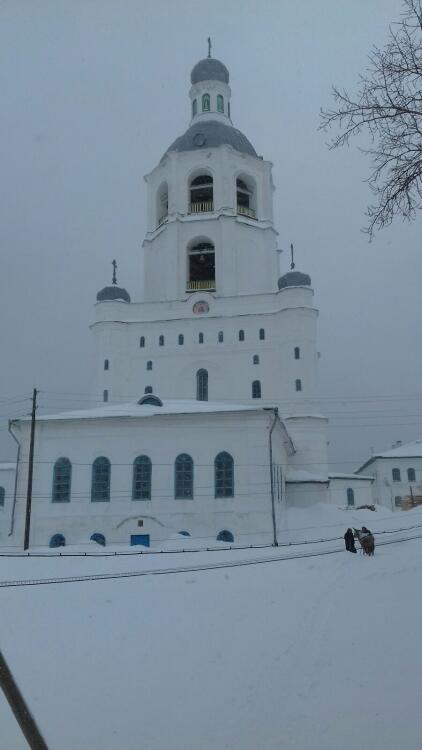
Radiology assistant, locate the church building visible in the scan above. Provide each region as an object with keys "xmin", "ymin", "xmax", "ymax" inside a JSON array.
[{"xmin": 4, "ymin": 52, "xmax": 334, "ymax": 549}]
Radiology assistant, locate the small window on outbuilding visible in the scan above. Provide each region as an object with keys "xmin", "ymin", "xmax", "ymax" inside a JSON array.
[
  {"xmin": 294, "ymin": 347, "xmax": 300, "ymax": 360},
  {"xmin": 0, "ymin": 487, "xmax": 5, "ymax": 507},
  {"xmin": 104, "ymin": 359, "xmax": 109, "ymax": 370},
  {"xmin": 259, "ymin": 328, "xmax": 265, "ymax": 340},
  {"xmin": 407, "ymin": 468, "xmax": 416, "ymax": 481},
  {"xmin": 140, "ymin": 336, "xmax": 145, "ymax": 348},
  {"xmin": 159, "ymin": 335, "xmax": 164, "ymax": 346},
  {"xmin": 239, "ymin": 330, "xmax": 245, "ymax": 341},
  {"xmin": 202, "ymin": 93, "xmax": 210, "ymax": 111},
  {"xmin": 392, "ymin": 468, "xmax": 401, "ymax": 482},
  {"xmin": 178, "ymin": 334, "xmax": 184, "ymax": 345},
  {"xmin": 295, "ymin": 379, "xmax": 302, "ymax": 392},
  {"xmin": 347, "ymin": 488, "xmax": 355, "ymax": 507},
  {"xmin": 252, "ymin": 380, "xmax": 261, "ymax": 399},
  {"xmin": 253, "ymin": 355, "xmax": 259, "ymax": 365},
  {"xmin": 217, "ymin": 94, "xmax": 224, "ymax": 113},
  {"xmin": 147, "ymin": 360, "xmax": 153, "ymax": 371}
]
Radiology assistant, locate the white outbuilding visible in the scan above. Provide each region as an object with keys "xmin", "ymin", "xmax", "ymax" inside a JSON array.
[{"xmin": 356, "ymin": 440, "xmax": 422, "ymax": 511}]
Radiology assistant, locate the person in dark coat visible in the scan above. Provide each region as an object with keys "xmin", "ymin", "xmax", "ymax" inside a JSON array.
[{"xmin": 344, "ymin": 527, "xmax": 357, "ymax": 553}]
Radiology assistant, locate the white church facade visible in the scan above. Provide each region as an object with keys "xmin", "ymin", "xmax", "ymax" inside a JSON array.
[{"xmin": 1, "ymin": 52, "xmax": 353, "ymax": 549}]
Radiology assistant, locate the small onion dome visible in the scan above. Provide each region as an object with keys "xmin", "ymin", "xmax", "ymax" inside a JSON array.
[
  {"xmin": 96, "ymin": 286, "xmax": 131, "ymax": 303},
  {"xmin": 278, "ymin": 271, "xmax": 311, "ymax": 290},
  {"xmin": 191, "ymin": 58, "xmax": 229, "ymax": 85}
]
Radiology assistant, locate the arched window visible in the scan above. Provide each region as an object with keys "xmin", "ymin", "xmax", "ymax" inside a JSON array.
[
  {"xmin": 218, "ymin": 331, "xmax": 224, "ymax": 343},
  {"xmin": 52, "ymin": 458, "xmax": 72, "ymax": 503},
  {"xmin": 215, "ymin": 452, "xmax": 234, "ymax": 498},
  {"xmin": 175, "ymin": 454, "xmax": 193, "ymax": 499},
  {"xmin": 199, "ymin": 332, "xmax": 204, "ymax": 344},
  {"xmin": 178, "ymin": 334, "xmax": 184, "ymax": 345},
  {"xmin": 145, "ymin": 386, "xmax": 153, "ymax": 394},
  {"xmin": 140, "ymin": 336, "xmax": 145, "ymax": 348},
  {"xmin": 259, "ymin": 328, "xmax": 265, "ymax": 340},
  {"xmin": 179, "ymin": 530, "xmax": 190, "ymax": 537},
  {"xmin": 236, "ymin": 175, "xmax": 257, "ymax": 219},
  {"xmin": 407, "ymin": 468, "xmax": 416, "ymax": 481},
  {"xmin": 239, "ymin": 330, "xmax": 245, "ymax": 341},
  {"xmin": 159, "ymin": 335, "xmax": 164, "ymax": 346},
  {"xmin": 49, "ymin": 533, "xmax": 65, "ymax": 548},
  {"xmin": 104, "ymin": 359, "xmax": 109, "ymax": 370},
  {"xmin": 294, "ymin": 347, "xmax": 300, "ymax": 359},
  {"xmin": 346, "ymin": 488, "xmax": 355, "ymax": 507},
  {"xmin": 156, "ymin": 181, "xmax": 168, "ymax": 226},
  {"xmin": 189, "ymin": 175, "xmax": 213, "ymax": 213},
  {"xmin": 217, "ymin": 94, "xmax": 224, "ymax": 112},
  {"xmin": 0, "ymin": 487, "xmax": 4, "ymax": 507},
  {"xmin": 133, "ymin": 455, "xmax": 152, "ymax": 500},
  {"xmin": 90, "ymin": 532, "xmax": 106, "ymax": 546},
  {"xmin": 91, "ymin": 457, "xmax": 111, "ymax": 502},
  {"xmin": 392, "ymin": 468, "xmax": 401, "ymax": 481},
  {"xmin": 187, "ymin": 241, "xmax": 215, "ymax": 290},
  {"xmin": 146, "ymin": 360, "xmax": 152, "ymax": 371},
  {"xmin": 202, "ymin": 93, "xmax": 210, "ymax": 111},
  {"xmin": 395, "ymin": 496, "xmax": 402, "ymax": 507},
  {"xmin": 192, "ymin": 98, "xmax": 197, "ymax": 117},
  {"xmin": 103, "ymin": 390, "xmax": 108, "ymax": 403},
  {"xmin": 253, "ymin": 354, "xmax": 259, "ymax": 365},
  {"xmin": 217, "ymin": 530, "xmax": 234, "ymax": 543},
  {"xmin": 252, "ymin": 380, "xmax": 261, "ymax": 399},
  {"xmin": 196, "ymin": 369, "xmax": 208, "ymax": 401}
]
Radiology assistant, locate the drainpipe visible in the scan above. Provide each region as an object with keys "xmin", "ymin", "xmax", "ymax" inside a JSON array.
[
  {"xmin": 269, "ymin": 408, "xmax": 278, "ymax": 546},
  {"xmin": 7, "ymin": 421, "xmax": 20, "ymax": 537}
]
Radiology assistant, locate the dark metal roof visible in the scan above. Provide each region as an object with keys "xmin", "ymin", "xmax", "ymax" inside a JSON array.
[
  {"xmin": 191, "ymin": 58, "xmax": 229, "ymax": 84},
  {"xmin": 164, "ymin": 120, "xmax": 257, "ymax": 160},
  {"xmin": 278, "ymin": 271, "xmax": 312, "ymax": 290},
  {"xmin": 96, "ymin": 286, "xmax": 131, "ymax": 303}
]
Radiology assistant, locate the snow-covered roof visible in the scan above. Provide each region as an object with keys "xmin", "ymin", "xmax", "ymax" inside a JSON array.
[
  {"xmin": 0, "ymin": 462, "xmax": 16, "ymax": 471},
  {"xmin": 285, "ymin": 469, "xmax": 329, "ymax": 484},
  {"xmin": 357, "ymin": 439, "xmax": 422, "ymax": 473},
  {"xmin": 12, "ymin": 399, "xmax": 271, "ymax": 424},
  {"xmin": 329, "ymin": 472, "xmax": 374, "ymax": 482}
]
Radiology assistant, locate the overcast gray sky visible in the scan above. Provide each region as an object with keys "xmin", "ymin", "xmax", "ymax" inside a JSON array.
[{"xmin": 1, "ymin": 0, "xmax": 421, "ymax": 470}]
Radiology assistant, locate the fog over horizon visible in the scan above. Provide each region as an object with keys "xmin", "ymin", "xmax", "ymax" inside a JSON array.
[{"xmin": 1, "ymin": 0, "xmax": 421, "ymax": 471}]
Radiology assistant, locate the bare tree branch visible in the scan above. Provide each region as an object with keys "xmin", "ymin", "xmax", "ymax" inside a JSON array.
[{"xmin": 320, "ymin": 0, "xmax": 422, "ymax": 237}]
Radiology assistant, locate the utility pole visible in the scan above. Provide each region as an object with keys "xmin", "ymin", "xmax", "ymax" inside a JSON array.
[
  {"xmin": 0, "ymin": 648, "xmax": 49, "ymax": 750},
  {"xmin": 24, "ymin": 388, "xmax": 37, "ymax": 551}
]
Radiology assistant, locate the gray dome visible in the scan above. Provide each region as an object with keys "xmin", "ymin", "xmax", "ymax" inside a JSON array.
[
  {"xmin": 278, "ymin": 271, "xmax": 311, "ymax": 290},
  {"xmin": 191, "ymin": 58, "xmax": 229, "ymax": 85},
  {"xmin": 96, "ymin": 286, "xmax": 131, "ymax": 303},
  {"xmin": 164, "ymin": 120, "xmax": 257, "ymax": 160}
]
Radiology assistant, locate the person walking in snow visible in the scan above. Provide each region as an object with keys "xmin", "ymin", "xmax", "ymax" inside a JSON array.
[{"xmin": 344, "ymin": 527, "xmax": 357, "ymax": 553}]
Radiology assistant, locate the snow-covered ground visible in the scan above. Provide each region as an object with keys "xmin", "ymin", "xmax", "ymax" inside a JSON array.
[{"xmin": 1, "ymin": 504, "xmax": 422, "ymax": 750}]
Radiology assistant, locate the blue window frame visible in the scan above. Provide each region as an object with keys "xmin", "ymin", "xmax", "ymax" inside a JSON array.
[
  {"xmin": 0, "ymin": 487, "xmax": 4, "ymax": 507},
  {"xmin": 178, "ymin": 334, "xmax": 184, "ymax": 345},
  {"xmin": 217, "ymin": 94, "xmax": 224, "ymax": 113},
  {"xmin": 175, "ymin": 454, "xmax": 193, "ymax": 499},
  {"xmin": 91, "ymin": 457, "xmax": 111, "ymax": 502},
  {"xmin": 196, "ymin": 369, "xmax": 208, "ymax": 401},
  {"xmin": 202, "ymin": 93, "xmax": 210, "ymax": 111},
  {"xmin": 49, "ymin": 533, "xmax": 65, "ymax": 548},
  {"xmin": 52, "ymin": 458, "xmax": 72, "ymax": 503},
  {"xmin": 132, "ymin": 455, "xmax": 152, "ymax": 500},
  {"xmin": 217, "ymin": 530, "xmax": 234, "ymax": 543},
  {"xmin": 252, "ymin": 380, "xmax": 261, "ymax": 398},
  {"xmin": 215, "ymin": 452, "xmax": 234, "ymax": 498},
  {"xmin": 90, "ymin": 532, "xmax": 106, "ymax": 546}
]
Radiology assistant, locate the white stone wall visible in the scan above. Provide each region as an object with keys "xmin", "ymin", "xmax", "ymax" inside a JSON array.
[
  {"xmin": 358, "ymin": 456, "xmax": 422, "ymax": 511},
  {"xmin": 328, "ymin": 477, "xmax": 374, "ymax": 508},
  {"xmin": 8, "ymin": 411, "xmax": 287, "ymax": 549},
  {"xmin": 0, "ymin": 464, "xmax": 16, "ymax": 545}
]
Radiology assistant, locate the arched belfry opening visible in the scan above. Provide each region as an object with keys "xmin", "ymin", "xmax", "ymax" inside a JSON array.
[
  {"xmin": 189, "ymin": 173, "xmax": 214, "ymax": 214},
  {"xmin": 157, "ymin": 181, "xmax": 168, "ymax": 226},
  {"xmin": 187, "ymin": 240, "xmax": 215, "ymax": 291},
  {"xmin": 236, "ymin": 175, "xmax": 257, "ymax": 219}
]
